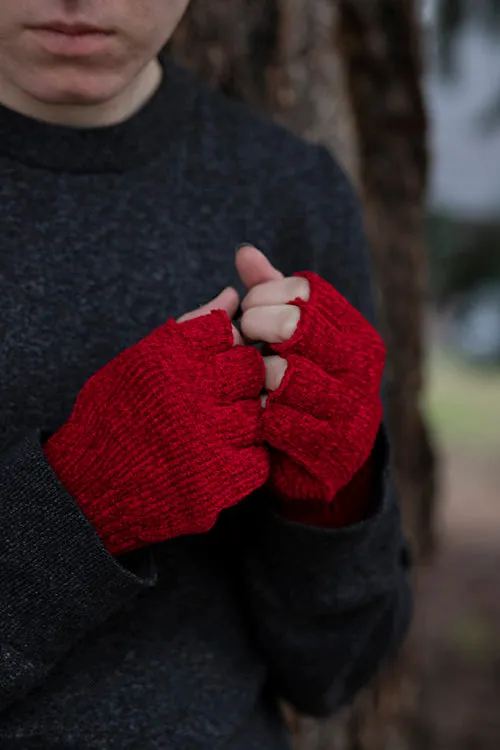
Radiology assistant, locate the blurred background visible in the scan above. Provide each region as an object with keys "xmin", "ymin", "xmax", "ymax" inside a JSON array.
[
  {"xmin": 421, "ymin": 2, "xmax": 500, "ymax": 748},
  {"xmin": 169, "ymin": 1, "xmax": 500, "ymax": 747}
]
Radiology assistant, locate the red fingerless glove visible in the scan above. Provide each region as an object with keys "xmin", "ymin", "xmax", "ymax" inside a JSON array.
[
  {"xmin": 263, "ymin": 271, "xmax": 385, "ymax": 524},
  {"xmin": 44, "ymin": 311, "xmax": 269, "ymax": 556}
]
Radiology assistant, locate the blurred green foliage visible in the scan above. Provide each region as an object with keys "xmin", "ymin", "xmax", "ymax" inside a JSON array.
[{"xmin": 425, "ymin": 349, "xmax": 500, "ymax": 449}]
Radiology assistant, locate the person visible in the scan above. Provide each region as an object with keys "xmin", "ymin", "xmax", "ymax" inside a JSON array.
[{"xmin": 0, "ymin": 2, "xmax": 412, "ymax": 749}]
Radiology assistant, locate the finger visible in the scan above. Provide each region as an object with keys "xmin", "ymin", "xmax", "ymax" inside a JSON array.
[
  {"xmin": 272, "ymin": 305, "xmax": 385, "ymax": 384},
  {"xmin": 241, "ymin": 277, "xmax": 310, "ymax": 312},
  {"xmin": 214, "ymin": 346, "xmax": 265, "ymax": 402},
  {"xmin": 235, "ymin": 245, "xmax": 284, "ymax": 290},
  {"xmin": 263, "ymin": 401, "xmax": 344, "ymax": 487},
  {"xmin": 263, "ymin": 355, "xmax": 288, "ymax": 392},
  {"xmin": 178, "ymin": 287, "xmax": 242, "ymax": 346},
  {"xmin": 241, "ymin": 305, "xmax": 300, "ymax": 344},
  {"xmin": 266, "ymin": 353, "xmax": 343, "ymax": 421},
  {"xmin": 176, "ymin": 309, "xmax": 235, "ymax": 355},
  {"xmin": 178, "ymin": 286, "xmax": 240, "ymax": 322},
  {"xmin": 217, "ymin": 400, "xmax": 266, "ymax": 449}
]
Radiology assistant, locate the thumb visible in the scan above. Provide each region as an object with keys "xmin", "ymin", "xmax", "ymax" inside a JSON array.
[
  {"xmin": 178, "ymin": 287, "xmax": 242, "ymax": 345},
  {"xmin": 235, "ymin": 245, "xmax": 284, "ymax": 290}
]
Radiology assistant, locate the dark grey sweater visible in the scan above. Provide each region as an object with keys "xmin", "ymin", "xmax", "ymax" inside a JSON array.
[{"xmin": 0, "ymin": 59, "xmax": 411, "ymax": 750}]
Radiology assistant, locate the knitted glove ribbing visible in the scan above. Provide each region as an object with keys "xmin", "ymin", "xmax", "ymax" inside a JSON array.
[
  {"xmin": 44, "ymin": 311, "xmax": 269, "ymax": 556},
  {"xmin": 263, "ymin": 271, "xmax": 385, "ymax": 508}
]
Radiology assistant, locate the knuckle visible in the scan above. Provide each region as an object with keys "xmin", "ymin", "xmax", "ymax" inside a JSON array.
[
  {"xmin": 280, "ymin": 306, "xmax": 300, "ymax": 341},
  {"xmin": 241, "ymin": 288, "xmax": 256, "ymax": 311},
  {"xmin": 239, "ymin": 309, "xmax": 254, "ymax": 337},
  {"xmin": 290, "ymin": 276, "xmax": 310, "ymax": 301}
]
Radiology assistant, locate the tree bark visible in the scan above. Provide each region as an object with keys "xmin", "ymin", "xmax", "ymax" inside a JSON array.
[
  {"xmin": 337, "ymin": 0, "xmax": 436, "ymax": 563},
  {"xmin": 169, "ymin": 2, "xmax": 436, "ymax": 747}
]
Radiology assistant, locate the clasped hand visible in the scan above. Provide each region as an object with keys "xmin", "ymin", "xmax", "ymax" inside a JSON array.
[
  {"xmin": 44, "ymin": 244, "xmax": 385, "ymax": 556},
  {"xmin": 183, "ymin": 244, "xmax": 386, "ymax": 504}
]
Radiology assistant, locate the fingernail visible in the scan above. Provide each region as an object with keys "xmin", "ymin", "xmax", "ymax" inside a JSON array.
[{"xmin": 235, "ymin": 242, "xmax": 254, "ymax": 251}]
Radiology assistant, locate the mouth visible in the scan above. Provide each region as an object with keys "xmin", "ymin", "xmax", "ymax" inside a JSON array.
[
  {"xmin": 29, "ymin": 22, "xmax": 113, "ymax": 36},
  {"xmin": 26, "ymin": 22, "xmax": 115, "ymax": 56}
]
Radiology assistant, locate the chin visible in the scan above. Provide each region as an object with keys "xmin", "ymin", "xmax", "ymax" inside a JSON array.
[{"xmin": 27, "ymin": 70, "xmax": 126, "ymax": 106}]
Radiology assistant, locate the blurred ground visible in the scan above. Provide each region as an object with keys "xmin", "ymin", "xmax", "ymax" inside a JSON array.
[{"xmin": 420, "ymin": 347, "xmax": 500, "ymax": 749}]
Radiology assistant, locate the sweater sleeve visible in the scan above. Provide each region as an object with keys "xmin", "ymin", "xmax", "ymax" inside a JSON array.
[
  {"xmin": 230, "ymin": 429, "xmax": 412, "ymax": 717},
  {"xmin": 229, "ymin": 144, "xmax": 412, "ymax": 715},
  {"xmin": 0, "ymin": 432, "xmax": 156, "ymax": 713}
]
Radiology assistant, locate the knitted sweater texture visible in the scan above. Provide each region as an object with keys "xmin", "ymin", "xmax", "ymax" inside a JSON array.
[{"xmin": 0, "ymin": 59, "xmax": 411, "ymax": 749}]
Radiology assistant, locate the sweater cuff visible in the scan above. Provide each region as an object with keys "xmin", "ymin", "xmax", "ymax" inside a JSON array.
[
  {"xmin": 275, "ymin": 425, "xmax": 388, "ymax": 528},
  {"xmin": 0, "ymin": 433, "xmax": 157, "ymax": 661}
]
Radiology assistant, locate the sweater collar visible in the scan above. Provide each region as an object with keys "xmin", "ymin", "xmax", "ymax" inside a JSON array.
[{"xmin": 0, "ymin": 58, "xmax": 197, "ymax": 174}]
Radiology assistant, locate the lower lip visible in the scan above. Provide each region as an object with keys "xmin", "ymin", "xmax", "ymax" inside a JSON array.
[{"xmin": 28, "ymin": 28, "xmax": 113, "ymax": 56}]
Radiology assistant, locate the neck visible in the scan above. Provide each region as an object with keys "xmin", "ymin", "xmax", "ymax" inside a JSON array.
[{"xmin": 0, "ymin": 59, "xmax": 163, "ymax": 128}]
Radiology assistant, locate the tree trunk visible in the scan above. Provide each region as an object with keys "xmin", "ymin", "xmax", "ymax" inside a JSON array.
[
  {"xmin": 169, "ymin": 1, "xmax": 437, "ymax": 748},
  {"xmin": 337, "ymin": 0, "xmax": 436, "ymax": 563}
]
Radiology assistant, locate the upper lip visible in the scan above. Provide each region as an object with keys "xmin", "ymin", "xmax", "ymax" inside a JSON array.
[{"xmin": 29, "ymin": 22, "xmax": 112, "ymax": 35}]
